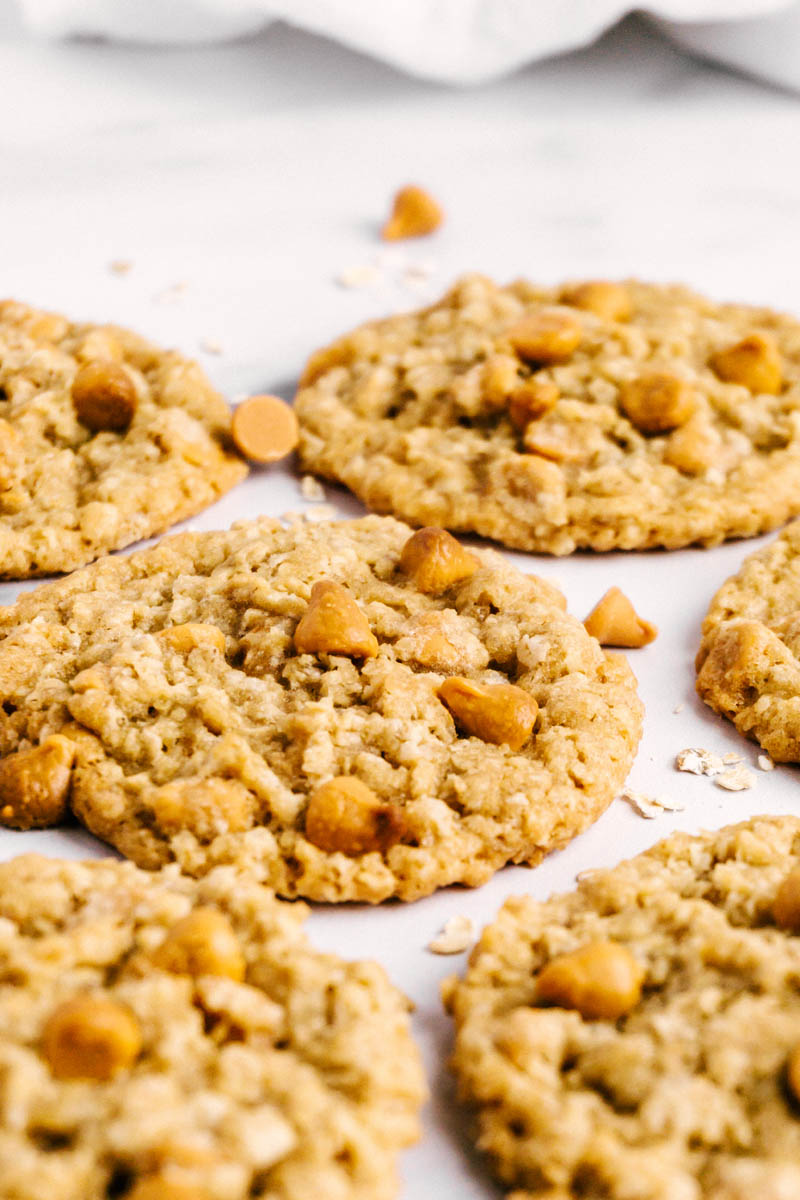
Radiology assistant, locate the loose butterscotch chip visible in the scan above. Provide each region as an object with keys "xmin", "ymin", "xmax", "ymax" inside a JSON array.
[
  {"xmin": 710, "ymin": 332, "xmax": 783, "ymax": 395},
  {"xmin": 583, "ymin": 587, "xmax": 657, "ymax": 648},
  {"xmin": 0, "ymin": 735, "xmax": 75, "ymax": 830},
  {"xmin": 508, "ymin": 379, "xmax": 559, "ymax": 431},
  {"xmin": 304, "ymin": 776, "xmax": 405, "ymax": 856},
  {"xmin": 399, "ymin": 527, "xmax": 479, "ymax": 592},
  {"xmin": 437, "ymin": 677, "xmax": 538, "ymax": 751},
  {"xmin": 561, "ymin": 280, "xmax": 632, "ymax": 322},
  {"xmin": 151, "ymin": 908, "xmax": 246, "ymax": 981},
  {"xmin": 294, "ymin": 579, "xmax": 379, "ymax": 659},
  {"xmin": 773, "ymin": 867, "xmax": 800, "ymax": 931},
  {"xmin": 618, "ymin": 371, "xmax": 695, "ymax": 435},
  {"xmin": 536, "ymin": 941, "xmax": 644, "ymax": 1020},
  {"xmin": 231, "ymin": 395, "xmax": 299, "ymax": 464},
  {"xmin": 71, "ymin": 359, "xmax": 137, "ymax": 432},
  {"xmin": 158, "ymin": 623, "xmax": 226, "ymax": 656},
  {"xmin": 42, "ymin": 994, "xmax": 142, "ymax": 1080},
  {"xmin": 507, "ymin": 309, "xmax": 582, "ymax": 365},
  {"xmin": 381, "ymin": 185, "xmax": 443, "ymax": 240}
]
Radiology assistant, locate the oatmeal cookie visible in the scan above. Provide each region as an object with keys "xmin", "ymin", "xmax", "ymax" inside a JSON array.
[
  {"xmin": 0, "ymin": 515, "xmax": 641, "ymax": 902},
  {"xmin": 444, "ymin": 815, "xmax": 800, "ymax": 1200},
  {"xmin": 696, "ymin": 517, "xmax": 800, "ymax": 761},
  {"xmin": 0, "ymin": 299, "xmax": 246, "ymax": 577},
  {"xmin": 295, "ymin": 275, "xmax": 800, "ymax": 553},
  {"xmin": 0, "ymin": 853, "xmax": 425, "ymax": 1200}
]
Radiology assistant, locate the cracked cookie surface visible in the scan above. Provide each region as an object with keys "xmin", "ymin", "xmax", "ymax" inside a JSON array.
[
  {"xmin": 697, "ymin": 518, "xmax": 800, "ymax": 761},
  {"xmin": 444, "ymin": 816, "xmax": 800, "ymax": 1200},
  {"xmin": 0, "ymin": 299, "xmax": 246, "ymax": 577},
  {"xmin": 0, "ymin": 515, "xmax": 641, "ymax": 902},
  {"xmin": 295, "ymin": 275, "xmax": 800, "ymax": 553},
  {"xmin": 0, "ymin": 853, "xmax": 425, "ymax": 1200}
]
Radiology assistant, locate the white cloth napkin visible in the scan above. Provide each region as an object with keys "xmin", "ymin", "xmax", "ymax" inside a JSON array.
[{"xmin": 15, "ymin": 0, "xmax": 800, "ymax": 86}]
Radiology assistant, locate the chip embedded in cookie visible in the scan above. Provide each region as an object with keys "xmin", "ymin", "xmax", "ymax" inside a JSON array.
[
  {"xmin": 0, "ymin": 853, "xmax": 425, "ymax": 1200},
  {"xmin": 0, "ymin": 515, "xmax": 641, "ymax": 902},
  {"xmin": 696, "ymin": 517, "xmax": 800, "ymax": 762},
  {"xmin": 0, "ymin": 299, "xmax": 247, "ymax": 578},
  {"xmin": 295, "ymin": 275, "xmax": 800, "ymax": 553},
  {"xmin": 443, "ymin": 816, "xmax": 800, "ymax": 1200}
]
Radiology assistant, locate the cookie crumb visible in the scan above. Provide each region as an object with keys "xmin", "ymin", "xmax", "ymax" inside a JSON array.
[
  {"xmin": 716, "ymin": 765, "xmax": 756, "ymax": 791},
  {"xmin": 303, "ymin": 504, "xmax": 336, "ymax": 523},
  {"xmin": 672, "ymin": 703, "xmax": 685, "ymax": 714},
  {"xmin": 620, "ymin": 788, "xmax": 686, "ymax": 819},
  {"xmin": 199, "ymin": 337, "xmax": 224, "ymax": 356},
  {"xmin": 153, "ymin": 282, "xmax": 188, "ymax": 305},
  {"xmin": 336, "ymin": 265, "xmax": 382, "ymax": 290},
  {"xmin": 428, "ymin": 915, "xmax": 475, "ymax": 955},
  {"xmin": 675, "ymin": 747, "xmax": 727, "ymax": 777},
  {"xmin": 300, "ymin": 475, "xmax": 326, "ymax": 502},
  {"xmin": 758, "ymin": 754, "xmax": 776, "ymax": 771},
  {"xmin": 108, "ymin": 259, "xmax": 132, "ymax": 275}
]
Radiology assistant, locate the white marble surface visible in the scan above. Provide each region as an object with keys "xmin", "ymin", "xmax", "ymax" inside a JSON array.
[{"xmin": 3, "ymin": 12, "xmax": 800, "ymax": 1197}]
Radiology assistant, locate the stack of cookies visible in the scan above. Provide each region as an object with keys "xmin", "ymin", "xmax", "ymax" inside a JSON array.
[{"xmin": 2, "ymin": 275, "xmax": 800, "ymax": 1199}]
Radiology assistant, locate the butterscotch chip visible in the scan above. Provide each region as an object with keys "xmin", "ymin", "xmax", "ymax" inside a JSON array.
[
  {"xmin": 42, "ymin": 994, "xmax": 142, "ymax": 1080},
  {"xmin": 710, "ymin": 331, "xmax": 783, "ymax": 395},
  {"xmin": 0, "ymin": 299, "xmax": 246, "ymax": 578},
  {"xmin": 295, "ymin": 276, "xmax": 800, "ymax": 554},
  {"xmin": 618, "ymin": 371, "xmax": 695, "ymax": 435},
  {"xmin": 560, "ymin": 280, "xmax": 632, "ymax": 322},
  {"xmin": 399, "ymin": 527, "xmax": 479, "ymax": 592},
  {"xmin": 663, "ymin": 415, "xmax": 719, "ymax": 474},
  {"xmin": 158, "ymin": 623, "xmax": 226, "ymax": 655},
  {"xmin": 231, "ymin": 394, "xmax": 299, "ymax": 464},
  {"xmin": 127, "ymin": 1180, "xmax": 206, "ymax": 1200},
  {"xmin": 507, "ymin": 379, "xmax": 559, "ymax": 430},
  {"xmin": 774, "ymin": 867, "xmax": 800, "ymax": 930},
  {"xmin": 0, "ymin": 734, "xmax": 75, "ymax": 829},
  {"xmin": 293, "ymin": 579, "xmax": 379, "ymax": 659},
  {"xmin": 788, "ymin": 1044, "xmax": 800, "ymax": 1105},
  {"xmin": 0, "ymin": 854, "xmax": 425, "ymax": 1198},
  {"xmin": 507, "ymin": 308, "xmax": 582, "ymax": 364},
  {"xmin": 381, "ymin": 185, "xmax": 443, "ymax": 240},
  {"xmin": 304, "ymin": 776, "xmax": 405, "ymax": 856},
  {"xmin": 583, "ymin": 587, "xmax": 657, "ymax": 648},
  {"xmin": 535, "ymin": 941, "xmax": 644, "ymax": 1020},
  {"xmin": 437, "ymin": 677, "xmax": 538, "ymax": 751},
  {"xmin": 72, "ymin": 359, "xmax": 137, "ymax": 431},
  {"xmin": 696, "ymin": 520, "xmax": 800, "ymax": 762},
  {"xmin": 446, "ymin": 816, "xmax": 800, "ymax": 1199},
  {"xmin": 151, "ymin": 908, "xmax": 246, "ymax": 980},
  {"xmin": 0, "ymin": 515, "xmax": 642, "ymax": 903}
]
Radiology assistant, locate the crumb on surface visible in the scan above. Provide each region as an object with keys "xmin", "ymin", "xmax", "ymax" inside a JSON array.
[
  {"xmin": 428, "ymin": 915, "xmax": 475, "ymax": 955},
  {"xmin": 620, "ymin": 788, "xmax": 686, "ymax": 819},
  {"xmin": 300, "ymin": 475, "xmax": 326, "ymax": 502},
  {"xmin": 716, "ymin": 764, "xmax": 756, "ymax": 791}
]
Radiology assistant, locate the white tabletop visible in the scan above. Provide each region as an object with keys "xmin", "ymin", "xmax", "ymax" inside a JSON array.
[{"xmin": 3, "ymin": 12, "xmax": 800, "ymax": 1196}]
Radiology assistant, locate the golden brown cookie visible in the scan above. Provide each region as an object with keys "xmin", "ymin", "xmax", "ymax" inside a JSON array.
[
  {"xmin": 696, "ymin": 517, "xmax": 800, "ymax": 761},
  {"xmin": 444, "ymin": 816, "xmax": 800, "ymax": 1200},
  {"xmin": 0, "ymin": 853, "xmax": 424, "ymax": 1200},
  {"xmin": 0, "ymin": 299, "xmax": 246, "ymax": 577},
  {"xmin": 0, "ymin": 515, "xmax": 641, "ymax": 902},
  {"xmin": 295, "ymin": 275, "xmax": 800, "ymax": 553}
]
